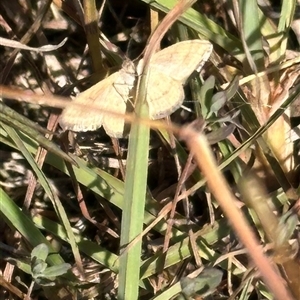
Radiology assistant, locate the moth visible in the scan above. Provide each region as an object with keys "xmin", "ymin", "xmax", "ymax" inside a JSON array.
[{"xmin": 59, "ymin": 40, "xmax": 213, "ymax": 137}]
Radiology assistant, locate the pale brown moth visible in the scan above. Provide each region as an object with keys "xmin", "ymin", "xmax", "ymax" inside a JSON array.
[{"xmin": 59, "ymin": 40, "xmax": 213, "ymax": 138}]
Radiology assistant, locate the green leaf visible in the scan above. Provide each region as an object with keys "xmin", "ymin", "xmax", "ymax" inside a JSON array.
[
  {"xmin": 199, "ymin": 75, "xmax": 215, "ymax": 118},
  {"xmin": 276, "ymin": 210, "xmax": 298, "ymax": 247},
  {"xmin": 32, "ymin": 258, "xmax": 48, "ymax": 277},
  {"xmin": 31, "ymin": 243, "xmax": 49, "ymax": 261},
  {"xmin": 180, "ymin": 268, "xmax": 223, "ymax": 297},
  {"xmin": 41, "ymin": 263, "xmax": 72, "ymax": 278},
  {"xmin": 209, "ymin": 91, "xmax": 227, "ymax": 116}
]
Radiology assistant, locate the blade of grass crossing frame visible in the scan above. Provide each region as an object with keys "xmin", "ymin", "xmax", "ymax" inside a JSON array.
[
  {"xmin": 118, "ymin": 102, "xmax": 150, "ymax": 298},
  {"xmin": 1, "ymin": 123, "xmax": 83, "ymax": 271},
  {"xmin": 118, "ymin": 0, "xmax": 200, "ymax": 296},
  {"xmin": 277, "ymin": 0, "xmax": 296, "ymax": 58},
  {"xmin": 141, "ymin": 0, "xmax": 242, "ymax": 57},
  {"xmin": 240, "ymin": 0, "xmax": 265, "ymax": 71},
  {"xmin": 0, "ymin": 188, "xmax": 68, "ymax": 267}
]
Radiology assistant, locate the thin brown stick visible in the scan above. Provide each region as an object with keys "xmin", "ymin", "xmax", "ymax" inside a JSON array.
[
  {"xmin": 0, "ymin": 84, "xmax": 181, "ymax": 135},
  {"xmin": 142, "ymin": 0, "xmax": 196, "ymax": 68},
  {"xmin": 179, "ymin": 125, "xmax": 295, "ymax": 300}
]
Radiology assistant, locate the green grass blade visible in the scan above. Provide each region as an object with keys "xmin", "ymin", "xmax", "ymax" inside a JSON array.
[
  {"xmin": 240, "ymin": 0, "xmax": 265, "ymax": 71},
  {"xmin": 0, "ymin": 105, "xmax": 75, "ymax": 165},
  {"xmin": 277, "ymin": 0, "xmax": 296, "ymax": 57},
  {"xmin": 1, "ymin": 123, "xmax": 82, "ymax": 271},
  {"xmin": 142, "ymin": 0, "xmax": 243, "ymax": 57},
  {"xmin": 0, "ymin": 188, "xmax": 73, "ymax": 274},
  {"xmin": 117, "ymin": 75, "xmax": 151, "ymax": 299}
]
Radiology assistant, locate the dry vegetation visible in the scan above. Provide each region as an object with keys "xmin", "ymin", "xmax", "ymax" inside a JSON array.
[{"xmin": 0, "ymin": 0, "xmax": 300, "ymax": 299}]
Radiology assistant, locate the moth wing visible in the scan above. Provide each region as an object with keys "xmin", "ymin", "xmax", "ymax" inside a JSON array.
[
  {"xmin": 142, "ymin": 40, "xmax": 212, "ymax": 119},
  {"xmin": 150, "ymin": 40, "xmax": 212, "ymax": 83},
  {"xmin": 60, "ymin": 72, "xmax": 125, "ymax": 132},
  {"xmin": 146, "ymin": 71, "xmax": 184, "ymax": 119},
  {"xmin": 102, "ymin": 82, "xmax": 129, "ymax": 138},
  {"xmin": 102, "ymin": 66, "xmax": 137, "ymax": 137}
]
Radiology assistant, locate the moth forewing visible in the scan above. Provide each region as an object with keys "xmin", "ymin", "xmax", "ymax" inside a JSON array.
[
  {"xmin": 60, "ymin": 67, "xmax": 135, "ymax": 135},
  {"xmin": 59, "ymin": 75, "xmax": 116, "ymax": 132},
  {"xmin": 147, "ymin": 40, "xmax": 213, "ymax": 83}
]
